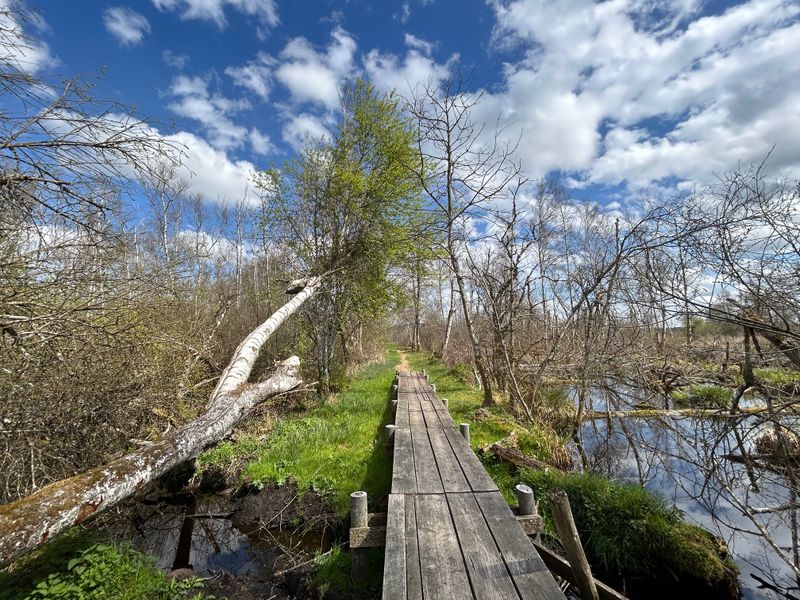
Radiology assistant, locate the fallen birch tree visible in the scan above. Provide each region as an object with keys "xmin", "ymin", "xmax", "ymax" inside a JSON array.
[{"xmin": 0, "ymin": 277, "xmax": 321, "ymax": 567}]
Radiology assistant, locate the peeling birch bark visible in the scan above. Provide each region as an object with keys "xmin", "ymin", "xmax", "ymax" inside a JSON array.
[{"xmin": 0, "ymin": 277, "xmax": 321, "ymax": 567}]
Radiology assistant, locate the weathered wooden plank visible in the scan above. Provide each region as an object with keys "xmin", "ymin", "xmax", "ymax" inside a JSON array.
[
  {"xmin": 448, "ymin": 492, "xmax": 521, "ymax": 599},
  {"xmin": 443, "ymin": 426, "xmax": 499, "ymax": 492},
  {"xmin": 419, "ymin": 397, "xmax": 443, "ymax": 428},
  {"xmin": 382, "ymin": 495, "xmax": 406, "ymax": 600},
  {"xmin": 397, "ymin": 392, "xmax": 415, "ymax": 408},
  {"xmin": 405, "ymin": 494, "xmax": 423, "ymax": 600},
  {"xmin": 394, "ymin": 403, "xmax": 409, "ymax": 428},
  {"xmin": 411, "ymin": 428, "xmax": 444, "ymax": 493},
  {"xmin": 392, "ymin": 428, "xmax": 416, "ymax": 494},
  {"xmin": 408, "ymin": 407, "xmax": 426, "ymax": 428},
  {"xmin": 415, "ymin": 494, "xmax": 472, "ymax": 598},
  {"xmin": 427, "ymin": 427, "xmax": 470, "ymax": 493},
  {"xmin": 476, "ymin": 491, "xmax": 565, "ymax": 600},
  {"xmin": 434, "ymin": 405, "xmax": 457, "ymax": 427}
]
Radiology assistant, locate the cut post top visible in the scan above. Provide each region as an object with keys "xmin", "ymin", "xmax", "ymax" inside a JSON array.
[{"xmin": 515, "ymin": 484, "xmax": 535, "ymax": 516}]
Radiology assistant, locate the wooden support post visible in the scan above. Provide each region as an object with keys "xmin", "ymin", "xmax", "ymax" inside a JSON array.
[
  {"xmin": 392, "ymin": 383, "xmax": 398, "ymax": 399},
  {"xmin": 351, "ymin": 491, "xmax": 368, "ymax": 581},
  {"xmin": 459, "ymin": 422, "xmax": 470, "ymax": 445},
  {"xmin": 442, "ymin": 398, "xmax": 449, "ymax": 410},
  {"xmin": 548, "ymin": 489, "xmax": 599, "ymax": 600},
  {"xmin": 515, "ymin": 484, "xmax": 535, "ymax": 516},
  {"xmin": 421, "ymin": 369, "xmax": 426, "ymax": 379},
  {"xmin": 431, "ymin": 383, "xmax": 436, "ymax": 394},
  {"xmin": 384, "ymin": 424, "xmax": 397, "ymax": 456}
]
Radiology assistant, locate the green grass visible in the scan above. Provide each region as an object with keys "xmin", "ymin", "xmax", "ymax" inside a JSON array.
[
  {"xmin": 205, "ymin": 351, "xmax": 399, "ymax": 515},
  {"xmin": 0, "ymin": 532, "xmax": 207, "ymax": 600},
  {"xmin": 753, "ymin": 367, "xmax": 800, "ymax": 387},
  {"xmin": 671, "ymin": 384, "xmax": 730, "ymax": 408}
]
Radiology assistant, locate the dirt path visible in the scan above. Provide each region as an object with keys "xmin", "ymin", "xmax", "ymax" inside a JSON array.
[{"xmin": 397, "ymin": 349, "xmax": 410, "ymax": 371}]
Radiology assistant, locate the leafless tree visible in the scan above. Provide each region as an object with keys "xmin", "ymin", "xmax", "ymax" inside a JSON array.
[{"xmin": 408, "ymin": 73, "xmax": 523, "ymax": 406}]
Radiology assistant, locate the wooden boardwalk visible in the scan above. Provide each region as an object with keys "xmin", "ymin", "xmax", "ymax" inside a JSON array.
[{"xmin": 382, "ymin": 371, "xmax": 566, "ymax": 600}]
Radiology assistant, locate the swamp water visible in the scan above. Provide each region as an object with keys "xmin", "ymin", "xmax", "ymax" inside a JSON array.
[
  {"xmin": 575, "ymin": 385, "xmax": 798, "ymax": 599},
  {"xmin": 105, "ymin": 489, "xmax": 334, "ymax": 599}
]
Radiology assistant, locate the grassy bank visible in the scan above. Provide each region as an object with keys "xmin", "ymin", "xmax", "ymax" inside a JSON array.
[{"xmin": 198, "ymin": 350, "xmax": 400, "ymax": 515}]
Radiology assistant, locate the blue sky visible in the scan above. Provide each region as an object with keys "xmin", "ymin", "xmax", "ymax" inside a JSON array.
[{"xmin": 18, "ymin": 0, "xmax": 800, "ymax": 206}]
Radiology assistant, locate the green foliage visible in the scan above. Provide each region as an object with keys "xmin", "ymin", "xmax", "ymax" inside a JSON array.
[
  {"xmin": 671, "ymin": 384, "xmax": 730, "ymax": 408},
  {"xmin": 520, "ymin": 470, "xmax": 735, "ymax": 584},
  {"xmin": 255, "ymin": 79, "xmax": 424, "ymax": 395},
  {"xmin": 239, "ymin": 351, "xmax": 399, "ymax": 514},
  {"xmin": 0, "ymin": 533, "xmax": 207, "ymax": 600}
]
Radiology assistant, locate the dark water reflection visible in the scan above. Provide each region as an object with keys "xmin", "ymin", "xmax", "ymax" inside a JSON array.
[
  {"xmin": 104, "ymin": 494, "xmax": 331, "ymax": 598},
  {"xmin": 576, "ymin": 386, "xmax": 798, "ymax": 599}
]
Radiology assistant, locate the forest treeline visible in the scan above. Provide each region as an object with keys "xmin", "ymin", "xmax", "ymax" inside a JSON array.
[{"xmin": 2, "ymin": 0, "xmax": 800, "ymax": 585}]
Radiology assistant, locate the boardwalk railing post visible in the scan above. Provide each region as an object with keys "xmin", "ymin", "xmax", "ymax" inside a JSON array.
[
  {"xmin": 351, "ymin": 491, "xmax": 368, "ymax": 581},
  {"xmin": 442, "ymin": 398, "xmax": 449, "ymax": 410},
  {"xmin": 515, "ymin": 484, "xmax": 535, "ymax": 515},
  {"xmin": 392, "ymin": 383, "xmax": 398, "ymax": 399},
  {"xmin": 431, "ymin": 383, "xmax": 436, "ymax": 394},
  {"xmin": 548, "ymin": 489, "xmax": 599, "ymax": 600},
  {"xmin": 459, "ymin": 422, "xmax": 470, "ymax": 445}
]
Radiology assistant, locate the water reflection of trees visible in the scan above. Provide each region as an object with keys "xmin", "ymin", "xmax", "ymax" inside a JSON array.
[{"xmin": 578, "ymin": 385, "xmax": 800, "ymax": 598}]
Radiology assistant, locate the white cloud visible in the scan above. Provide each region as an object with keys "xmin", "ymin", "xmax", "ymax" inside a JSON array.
[
  {"xmin": 103, "ymin": 7, "xmax": 151, "ymax": 47},
  {"xmin": 282, "ymin": 113, "xmax": 331, "ymax": 150},
  {"xmin": 404, "ymin": 33, "xmax": 434, "ymax": 56},
  {"xmin": 274, "ymin": 27, "xmax": 356, "ymax": 109},
  {"xmin": 0, "ymin": 2, "xmax": 57, "ymax": 73},
  {"xmin": 364, "ymin": 45, "xmax": 454, "ymax": 97},
  {"xmin": 166, "ymin": 74, "xmax": 251, "ymax": 151},
  {"xmin": 248, "ymin": 127, "xmax": 275, "ymax": 155},
  {"xmin": 162, "ymin": 48, "xmax": 189, "ymax": 69},
  {"xmin": 225, "ymin": 52, "xmax": 275, "ymax": 100},
  {"xmin": 152, "ymin": 0, "xmax": 278, "ymax": 30},
  {"xmin": 167, "ymin": 130, "xmax": 257, "ymax": 204},
  {"xmin": 484, "ymin": 0, "xmax": 800, "ymax": 188}
]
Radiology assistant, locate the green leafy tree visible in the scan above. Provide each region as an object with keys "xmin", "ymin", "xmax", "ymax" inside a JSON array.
[{"xmin": 256, "ymin": 79, "xmax": 422, "ymax": 394}]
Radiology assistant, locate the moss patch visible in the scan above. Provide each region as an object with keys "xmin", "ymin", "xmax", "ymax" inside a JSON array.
[{"xmin": 521, "ymin": 470, "xmax": 737, "ymax": 588}]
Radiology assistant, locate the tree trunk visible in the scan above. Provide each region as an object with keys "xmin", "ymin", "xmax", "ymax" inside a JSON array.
[
  {"xmin": 440, "ymin": 277, "xmax": 456, "ymax": 357},
  {"xmin": 450, "ymin": 252, "xmax": 494, "ymax": 406},
  {"xmin": 0, "ymin": 278, "xmax": 321, "ymax": 567}
]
